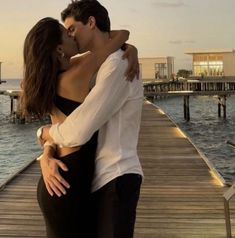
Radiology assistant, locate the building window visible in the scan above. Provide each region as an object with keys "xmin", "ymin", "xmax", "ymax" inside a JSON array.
[
  {"xmin": 155, "ymin": 63, "xmax": 167, "ymax": 79},
  {"xmin": 193, "ymin": 54, "xmax": 224, "ymax": 76},
  {"xmin": 193, "ymin": 61, "xmax": 223, "ymax": 76}
]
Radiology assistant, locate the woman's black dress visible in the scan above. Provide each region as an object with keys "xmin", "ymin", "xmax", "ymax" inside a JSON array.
[{"xmin": 37, "ymin": 95, "xmax": 97, "ymax": 238}]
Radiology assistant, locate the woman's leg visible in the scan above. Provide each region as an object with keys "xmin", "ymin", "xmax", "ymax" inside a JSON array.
[
  {"xmin": 37, "ymin": 151, "xmax": 94, "ymax": 237},
  {"xmin": 37, "ymin": 176, "xmax": 81, "ymax": 238}
]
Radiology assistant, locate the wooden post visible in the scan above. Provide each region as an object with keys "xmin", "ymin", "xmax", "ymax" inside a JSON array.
[
  {"xmin": 148, "ymin": 96, "xmax": 154, "ymax": 103},
  {"xmin": 0, "ymin": 62, "xmax": 6, "ymax": 84},
  {"xmin": 0, "ymin": 62, "xmax": 1, "ymax": 82},
  {"xmin": 223, "ymin": 183, "xmax": 235, "ymax": 238},
  {"xmin": 222, "ymin": 96, "xmax": 227, "ymax": 119},
  {"xmin": 183, "ymin": 95, "xmax": 190, "ymax": 121},
  {"xmin": 10, "ymin": 96, "xmax": 14, "ymax": 115},
  {"xmin": 224, "ymin": 198, "xmax": 232, "ymax": 238},
  {"xmin": 186, "ymin": 95, "xmax": 190, "ymax": 121},
  {"xmin": 218, "ymin": 97, "xmax": 221, "ymax": 117}
]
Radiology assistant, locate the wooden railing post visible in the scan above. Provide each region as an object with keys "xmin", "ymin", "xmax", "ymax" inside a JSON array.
[
  {"xmin": 218, "ymin": 97, "xmax": 221, "ymax": 117},
  {"xmin": 224, "ymin": 141, "xmax": 235, "ymax": 238},
  {"xmin": 223, "ymin": 184, "xmax": 235, "ymax": 238},
  {"xmin": 183, "ymin": 95, "xmax": 190, "ymax": 121}
]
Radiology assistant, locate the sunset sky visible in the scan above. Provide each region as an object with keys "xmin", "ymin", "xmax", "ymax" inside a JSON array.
[{"xmin": 1, "ymin": 0, "xmax": 235, "ymax": 79}]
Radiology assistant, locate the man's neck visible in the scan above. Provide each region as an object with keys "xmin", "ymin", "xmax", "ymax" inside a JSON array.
[{"xmin": 89, "ymin": 31, "xmax": 110, "ymax": 52}]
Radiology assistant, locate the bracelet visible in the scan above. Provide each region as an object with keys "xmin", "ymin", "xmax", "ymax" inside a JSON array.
[{"xmin": 43, "ymin": 141, "xmax": 56, "ymax": 151}]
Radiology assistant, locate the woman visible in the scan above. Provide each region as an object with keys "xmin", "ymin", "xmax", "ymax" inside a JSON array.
[{"xmin": 21, "ymin": 17, "xmax": 138, "ymax": 238}]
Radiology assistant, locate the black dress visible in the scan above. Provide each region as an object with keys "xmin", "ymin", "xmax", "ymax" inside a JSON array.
[{"xmin": 37, "ymin": 95, "xmax": 98, "ymax": 238}]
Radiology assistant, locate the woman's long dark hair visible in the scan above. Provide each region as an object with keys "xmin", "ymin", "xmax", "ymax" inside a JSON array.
[{"xmin": 21, "ymin": 17, "xmax": 62, "ymax": 118}]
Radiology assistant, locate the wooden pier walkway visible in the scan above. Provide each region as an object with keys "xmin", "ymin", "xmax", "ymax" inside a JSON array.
[{"xmin": 0, "ymin": 101, "xmax": 234, "ymax": 237}]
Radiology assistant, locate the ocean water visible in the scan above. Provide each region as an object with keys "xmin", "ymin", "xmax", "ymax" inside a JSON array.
[
  {"xmin": 155, "ymin": 95, "xmax": 235, "ymax": 183},
  {"xmin": 0, "ymin": 79, "xmax": 42, "ymax": 186},
  {"xmin": 0, "ymin": 79, "xmax": 235, "ymax": 186}
]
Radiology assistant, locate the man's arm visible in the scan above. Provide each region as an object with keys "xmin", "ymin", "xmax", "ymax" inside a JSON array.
[{"xmin": 49, "ymin": 53, "xmax": 131, "ymax": 147}]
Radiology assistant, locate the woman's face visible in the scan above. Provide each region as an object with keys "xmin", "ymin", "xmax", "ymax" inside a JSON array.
[{"xmin": 60, "ymin": 25, "xmax": 79, "ymax": 58}]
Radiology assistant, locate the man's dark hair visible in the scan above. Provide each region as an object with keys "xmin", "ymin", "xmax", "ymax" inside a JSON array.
[{"xmin": 61, "ymin": 0, "xmax": 110, "ymax": 32}]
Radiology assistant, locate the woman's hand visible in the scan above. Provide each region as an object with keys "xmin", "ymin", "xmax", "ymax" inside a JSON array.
[{"xmin": 122, "ymin": 44, "xmax": 140, "ymax": 81}]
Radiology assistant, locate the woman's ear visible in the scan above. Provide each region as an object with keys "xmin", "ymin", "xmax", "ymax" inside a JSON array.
[
  {"xmin": 56, "ymin": 45, "xmax": 65, "ymax": 58},
  {"xmin": 56, "ymin": 45, "xmax": 63, "ymax": 54}
]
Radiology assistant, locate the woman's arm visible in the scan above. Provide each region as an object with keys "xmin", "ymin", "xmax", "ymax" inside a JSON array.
[
  {"xmin": 58, "ymin": 30, "xmax": 139, "ymax": 103},
  {"xmin": 69, "ymin": 30, "xmax": 129, "ymax": 67},
  {"xmin": 122, "ymin": 44, "xmax": 140, "ymax": 81},
  {"xmin": 82, "ymin": 30, "xmax": 129, "ymax": 72}
]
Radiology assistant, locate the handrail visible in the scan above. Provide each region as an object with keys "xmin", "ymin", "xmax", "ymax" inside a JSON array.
[
  {"xmin": 0, "ymin": 158, "xmax": 37, "ymax": 191},
  {"xmin": 226, "ymin": 140, "xmax": 235, "ymax": 148},
  {"xmin": 223, "ymin": 140, "xmax": 235, "ymax": 238},
  {"xmin": 224, "ymin": 184, "xmax": 235, "ymax": 238}
]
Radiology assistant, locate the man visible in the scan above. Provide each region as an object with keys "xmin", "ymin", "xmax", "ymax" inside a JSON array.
[{"xmin": 39, "ymin": 1, "xmax": 144, "ymax": 237}]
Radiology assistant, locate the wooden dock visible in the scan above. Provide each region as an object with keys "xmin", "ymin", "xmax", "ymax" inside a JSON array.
[
  {"xmin": 0, "ymin": 90, "xmax": 22, "ymax": 118},
  {"xmin": 0, "ymin": 101, "xmax": 234, "ymax": 237},
  {"xmin": 143, "ymin": 79, "xmax": 235, "ymax": 121}
]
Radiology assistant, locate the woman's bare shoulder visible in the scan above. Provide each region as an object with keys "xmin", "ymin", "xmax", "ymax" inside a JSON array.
[{"xmin": 70, "ymin": 51, "xmax": 91, "ymax": 67}]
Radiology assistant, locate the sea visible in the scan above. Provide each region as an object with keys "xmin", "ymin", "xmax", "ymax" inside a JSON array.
[
  {"xmin": 0, "ymin": 79, "xmax": 235, "ymax": 187},
  {"xmin": 0, "ymin": 79, "xmax": 42, "ymax": 187}
]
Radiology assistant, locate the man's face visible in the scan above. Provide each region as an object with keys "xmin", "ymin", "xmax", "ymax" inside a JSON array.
[
  {"xmin": 64, "ymin": 16, "xmax": 92, "ymax": 53},
  {"xmin": 60, "ymin": 25, "xmax": 79, "ymax": 57}
]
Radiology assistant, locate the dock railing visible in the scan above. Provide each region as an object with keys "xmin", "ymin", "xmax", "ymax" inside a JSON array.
[
  {"xmin": 224, "ymin": 140, "xmax": 235, "ymax": 238},
  {"xmin": 143, "ymin": 79, "xmax": 235, "ymax": 121},
  {"xmin": 143, "ymin": 79, "xmax": 235, "ymax": 96}
]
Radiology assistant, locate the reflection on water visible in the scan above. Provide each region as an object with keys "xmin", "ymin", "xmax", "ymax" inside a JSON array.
[{"xmin": 155, "ymin": 95, "xmax": 235, "ymax": 183}]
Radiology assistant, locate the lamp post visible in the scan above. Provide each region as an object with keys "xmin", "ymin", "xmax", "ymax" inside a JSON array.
[
  {"xmin": 0, "ymin": 62, "xmax": 2, "ymax": 83},
  {"xmin": 0, "ymin": 62, "xmax": 6, "ymax": 84}
]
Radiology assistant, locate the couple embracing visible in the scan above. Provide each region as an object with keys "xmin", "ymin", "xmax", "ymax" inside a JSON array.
[{"xmin": 21, "ymin": 1, "xmax": 144, "ymax": 237}]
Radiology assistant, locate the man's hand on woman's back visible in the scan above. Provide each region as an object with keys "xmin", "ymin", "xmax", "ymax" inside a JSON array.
[{"xmin": 39, "ymin": 146, "xmax": 70, "ymax": 197}]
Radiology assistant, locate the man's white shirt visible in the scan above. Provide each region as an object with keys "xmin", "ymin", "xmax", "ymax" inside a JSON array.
[{"xmin": 49, "ymin": 49, "xmax": 144, "ymax": 192}]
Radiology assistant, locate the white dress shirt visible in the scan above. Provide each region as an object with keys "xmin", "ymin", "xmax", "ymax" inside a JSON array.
[{"xmin": 49, "ymin": 49, "xmax": 144, "ymax": 192}]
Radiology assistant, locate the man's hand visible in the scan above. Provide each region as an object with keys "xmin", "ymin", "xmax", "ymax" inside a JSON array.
[
  {"xmin": 39, "ymin": 146, "xmax": 70, "ymax": 197},
  {"xmin": 122, "ymin": 44, "xmax": 140, "ymax": 81}
]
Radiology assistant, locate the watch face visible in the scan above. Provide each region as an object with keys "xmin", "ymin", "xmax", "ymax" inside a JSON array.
[{"xmin": 37, "ymin": 127, "xmax": 42, "ymax": 139}]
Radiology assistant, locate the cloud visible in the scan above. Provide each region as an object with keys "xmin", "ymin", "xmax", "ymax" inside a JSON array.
[
  {"xmin": 178, "ymin": 57, "xmax": 192, "ymax": 62},
  {"xmin": 169, "ymin": 40, "xmax": 196, "ymax": 45},
  {"xmin": 119, "ymin": 24, "xmax": 132, "ymax": 29},
  {"xmin": 185, "ymin": 40, "xmax": 195, "ymax": 44},
  {"xmin": 169, "ymin": 40, "xmax": 182, "ymax": 44},
  {"xmin": 128, "ymin": 8, "xmax": 138, "ymax": 13},
  {"xmin": 153, "ymin": 0, "xmax": 186, "ymax": 8}
]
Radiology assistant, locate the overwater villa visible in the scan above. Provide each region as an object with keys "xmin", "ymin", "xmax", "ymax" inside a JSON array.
[
  {"xmin": 139, "ymin": 57, "xmax": 174, "ymax": 82},
  {"xmin": 186, "ymin": 48, "xmax": 235, "ymax": 80},
  {"xmin": 139, "ymin": 49, "xmax": 235, "ymax": 83}
]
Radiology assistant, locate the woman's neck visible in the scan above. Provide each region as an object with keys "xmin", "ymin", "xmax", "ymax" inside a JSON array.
[{"xmin": 59, "ymin": 58, "xmax": 70, "ymax": 71}]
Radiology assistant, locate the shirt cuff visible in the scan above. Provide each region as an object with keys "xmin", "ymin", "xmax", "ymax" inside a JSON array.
[{"xmin": 49, "ymin": 123, "xmax": 64, "ymax": 147}]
